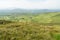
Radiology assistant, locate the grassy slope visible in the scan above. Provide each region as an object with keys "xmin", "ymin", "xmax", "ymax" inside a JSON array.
[
  {"xmin": 33, "ymin": 12, "xmax": 60, "ymax": 23},
  {"xmin": 0, "ymin": 12, "xmax": 60, "ymax": 40}
]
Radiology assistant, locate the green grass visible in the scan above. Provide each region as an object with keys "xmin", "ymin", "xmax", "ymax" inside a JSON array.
[
  {"xmin": 0, "ymin": 12, "xmax": 60, "ymax": 40},
  {"xmin": 53, "ymin": 34, "xmax": 60, "ymax": 40}
]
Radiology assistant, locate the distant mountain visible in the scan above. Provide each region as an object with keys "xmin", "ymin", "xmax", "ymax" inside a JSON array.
[{"xmin": 0, "ymin": 9, "xmax": 60, "ymax": 15}]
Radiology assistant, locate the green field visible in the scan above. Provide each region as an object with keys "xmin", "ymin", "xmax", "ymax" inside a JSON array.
[{"xmin": 0, "ymin": 12, "xmax": 60, "ymax": 40}]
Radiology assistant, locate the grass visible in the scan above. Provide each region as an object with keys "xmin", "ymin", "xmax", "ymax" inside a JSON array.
[
  {"xmin": 0, "ymin": 21, "xmax": 60, "ymax": 40},
  {"xmin": 0, "ymin": 12, "xmax": 60, "ymax": 40},
  {"xmin": 53, "ymin": 33, "xmax": 60, "ymax": 40}
]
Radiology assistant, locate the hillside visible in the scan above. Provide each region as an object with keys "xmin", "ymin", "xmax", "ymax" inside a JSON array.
[
  {"xmin": 0, "ymin": 12, "xmax": 60, "ymax": 40},
  {"xmin": 0, "ymin": 12, "xmax": 60, "ymax": 24},
  {"xmin": 31, "ymin": 12, "xmax": 60, "ymax": 23}
]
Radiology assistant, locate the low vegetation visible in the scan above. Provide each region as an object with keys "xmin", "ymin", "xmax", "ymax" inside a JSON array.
[{"xmin": 0, "ymin": 12, "xmax": 60, "ymax": 40}]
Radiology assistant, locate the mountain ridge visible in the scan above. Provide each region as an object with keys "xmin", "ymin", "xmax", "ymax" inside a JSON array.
[{"xmin": 0, "ymin": 9, "xmax": 60, "ymax": 15}]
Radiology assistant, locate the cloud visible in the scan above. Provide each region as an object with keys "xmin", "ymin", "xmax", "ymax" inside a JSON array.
[{"xmin": 0, "ymin": 0, "xmax": 59, "ymax": 9}]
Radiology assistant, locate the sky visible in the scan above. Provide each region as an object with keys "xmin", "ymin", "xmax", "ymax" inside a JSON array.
[{"xmin": 0, "ymin": 0, "xmax": 59, "ymax": 9}]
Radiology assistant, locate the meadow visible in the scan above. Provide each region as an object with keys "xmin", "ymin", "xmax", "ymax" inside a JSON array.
[{"xmin": 0, "ymin": 12, "xmax": 60, "ymax": 40}]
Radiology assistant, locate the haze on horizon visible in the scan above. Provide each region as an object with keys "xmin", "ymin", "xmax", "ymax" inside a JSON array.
[{"xmin": 0, "ymin": 0, "xmax": 59, "ymax": 9}]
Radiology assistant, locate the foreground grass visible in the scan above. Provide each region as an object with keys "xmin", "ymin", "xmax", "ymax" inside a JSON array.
[{"xmin": 0, "ymin": 20, "xmax": 60, "ymax": 40}]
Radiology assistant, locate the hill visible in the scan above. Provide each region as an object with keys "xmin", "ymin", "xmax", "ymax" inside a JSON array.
[
  {"xmin": 0, "ymin": 9, "xmax": 60, "ymax": 15},
  {"xmin": 0, "ymin": 12, "xmax": 60, "ymax": 24},
  {"xmin": 0, "ymin": 12, "xmax": 60, "ymax": 40}
]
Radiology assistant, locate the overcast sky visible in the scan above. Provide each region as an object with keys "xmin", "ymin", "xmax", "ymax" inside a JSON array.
[{"xmin": 0, "ymin": 0, "xmax": 59, "ymax": 9}]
